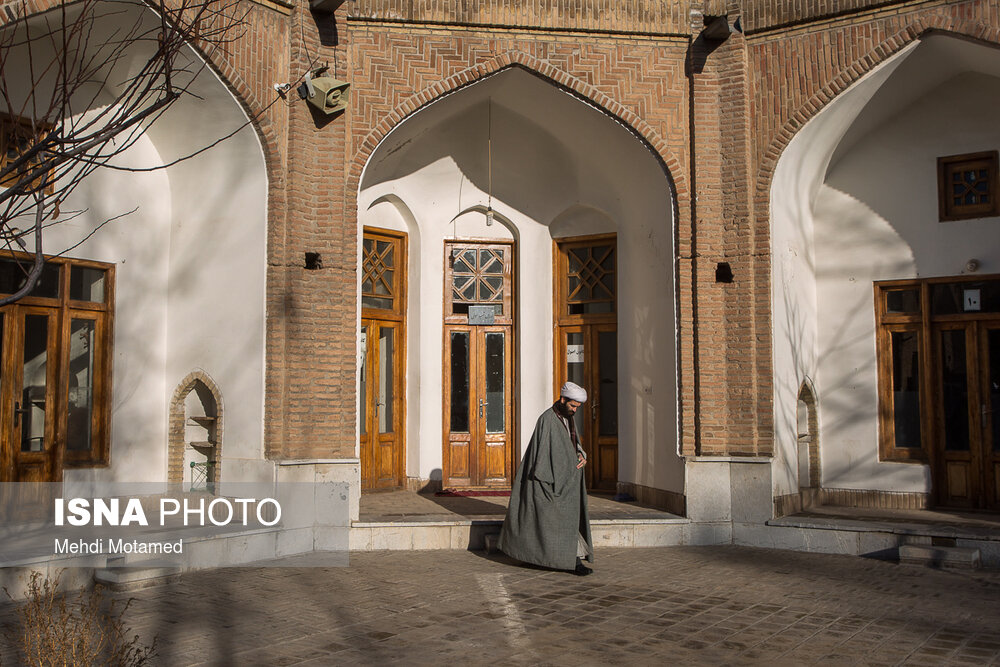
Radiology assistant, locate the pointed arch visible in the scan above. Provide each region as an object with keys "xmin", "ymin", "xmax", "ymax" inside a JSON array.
[
  {"xmin": 347, "ymin": 52, "xmax": 687, "ymax": 211},
  {"xmin": 755, "ymin": 20, "xmax": 1000, "ymax": 208},
  {"xmin": 168, "ymin": 370, "xmax": 225, "ymax": 486}
]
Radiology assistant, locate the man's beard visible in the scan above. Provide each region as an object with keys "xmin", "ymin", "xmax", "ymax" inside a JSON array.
[{"xmin": 553, "ymin": 400, "xmax": 572, "ymax": 418}]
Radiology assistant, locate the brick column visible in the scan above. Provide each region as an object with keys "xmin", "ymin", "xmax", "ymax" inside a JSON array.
[
  {"xmin": 266, "ymin": 1, "xmax": 357, "ymax": 461},
  {"xmin": 685, "ymin": 1, "xmax": 772, "ymax": 458}
]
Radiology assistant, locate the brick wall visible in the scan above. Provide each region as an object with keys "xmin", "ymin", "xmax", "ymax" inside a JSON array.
[{"xmin": 16, "ymin": 0, "xmax": 1000, "ymax": 466}]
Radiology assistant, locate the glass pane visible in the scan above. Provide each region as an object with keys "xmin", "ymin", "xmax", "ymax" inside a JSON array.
[
  {"xmin": 940, "ymin": 329, "xmax": 970, "ymax": 452},
  {"xmin": 363, "ymin": 238, "xmax": 373, "ymax": 254},
  {"xmin": 566, "ymin": 332, "xmax": 585, "ymax": 387},
  {"xmin": 0, "ymin": 258, "xmax": 59, "ymax": 299},
  {"xmin": 361, "ymin": 295, "xmax": 393, "ymax": 310},
  {"xmin": 66, "ymin": 319, "xmax": 96, "ymax": 451},
  {"xmin": 885, "ymin": 289, "xmax": 920, "ymax": 314},
  {"xmin": 69, "ymin": 267, "xmax": 105, "ymax": 303},
  {"xmin": 480, "ymin": 250, "xmax": 503, "ymax": 274},
  {"xmin": 890, "ymin": 331, "xmax": 921, "ymax": 449},
  {"xmin": 374, "ymin": 270, "xmax": 392, "ymax": 295},
  {"xmin": 598, "ymin": 331, "xmax": 618, "ymax": 437},
  {"xmin": 21, "ymin": 315, "xmax": 48, "ymax": 452},
  {"xmin": 378, "ymin": 328, "xmax": 394, "ymax": 434},
  {"xmin": 450, "ymin": 332, "xmax": 470, "ymax": 433},
  {"xmin": 931, "ymin": 281, "xmax": 1000, "ymax": 315},
  {"xmin": 485, "ymin": 333, "xmax": 504, "ymax": 434},
  {"xmin": 359, "ymin": 326, "xmax": 367, "ymax": 436},
  {"xmin": 990, "ymin": 329, "xmax": 1000, "ymax": 453}
]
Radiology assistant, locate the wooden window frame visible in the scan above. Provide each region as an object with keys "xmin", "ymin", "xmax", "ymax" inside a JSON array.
[
  {"xmin": 553, "ymin": 233, "xmax": 617, "ymax": 328},
  {"xmin": 443, "ymin": 239, "xmax": 514, "ymax": 327},
  {"xmin": 875, "ymin": 273, "xmax": 1000, "ymax": 463},
  {"xmin": 361, "ymin": 227, "xmax": 407, "ymax": 322},
  {"xmin": 937, "ymin": 151, "xmax": 999, "ymax": 222},
  {"xmin": 0, "ymin": 251, "xmax": 115, "ymax": 467}
]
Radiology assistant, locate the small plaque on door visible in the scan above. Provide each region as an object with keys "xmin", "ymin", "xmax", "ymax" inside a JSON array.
[
  {"xmin": 469, "ymin": 305, "xmax": 496, "ymax": 325},
  {"xmin": 964, "ymin": 289, "xmax": 981, "ymax": 312},
  {"xmin": 566, "ymin": 344, "xmax": 584, "ymax": 363}
]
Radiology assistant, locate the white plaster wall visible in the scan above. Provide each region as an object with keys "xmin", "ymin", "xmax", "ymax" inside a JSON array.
[
  {"xmin": 6, "ymin": 2, "xmax": 268, "ymax": 483},
  {"xmin": 816, "ymin": 71, "xmax": 1000, "ymax": 492},
  {"xmin": 359, "ymin": 68, "xmax": 680, "ymax": 493},
  {"xmin": 772, "ymin": 35, "xmax": 1000, "ymax": 497},
  {"xmin": 770, "ymin": 44, "xmax": 915, "ymax": 498}
]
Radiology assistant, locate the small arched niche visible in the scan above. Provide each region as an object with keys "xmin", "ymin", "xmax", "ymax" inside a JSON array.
[
  {"xmin": 796, "ymin": 381, "xmax": 820, "ymax": 491},
  {"xmin": 168, "ymin": 371, "xmax": 223, "ymax": 491}
]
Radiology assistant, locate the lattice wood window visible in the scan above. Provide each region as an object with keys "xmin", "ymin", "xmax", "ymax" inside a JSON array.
[
  {"xmin": 444, "ymin": 242, "xmax": 513, "ymax": 325},
  {"xmin": 1, "ymin": 115, "xmax": 50, "ymax": 192},
  {"xmin": 555, "ymin": 235, "xmax": 617, "ymax": 321},
  {"xmin": 937, "ymin": 151, "xmax": 999, "ymax": 222},
  {"xmin": 452, "ymin": 247, "xmax": 504, "ymax": 305},
  {"xmin": 361, "ymin": 229, "xmax": 406, "ymax": 317}
]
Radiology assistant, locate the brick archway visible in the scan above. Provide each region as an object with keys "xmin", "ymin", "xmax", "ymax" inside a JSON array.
[
  {"xmin": 348, "ymin": 53, "xmax": 687, "ymax": 213},
  {"xmin": 168, "ymin": 370, "xmax": 224, "ymax": 485},
  {"xmin": 755, "ymin": 21, "xmax": 1000, "ymax": 211}
]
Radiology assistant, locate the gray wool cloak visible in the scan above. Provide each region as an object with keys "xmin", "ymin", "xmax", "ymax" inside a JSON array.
[{"xmin": 498, "ymin": 406, "xmax": 593, "ymax": 571}]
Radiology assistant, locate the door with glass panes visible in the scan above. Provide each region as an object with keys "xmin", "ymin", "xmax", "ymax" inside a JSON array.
[
  {"xmin": 0, "ymin": 255, "xmax": 112, "ymax": 483},
  {"xmin": 554, "ymin": 235, "xmax": 618, "ymax": 491},
  {"xmin": 359, "ymin": 229, "xmax": 406, "ymax": 490},
  {"xmin": 933, "ymin": 319, "xmax": 1000, "ymax": 509},
  {"xmin": 442, "ymin": 241, "xmax": 514, "ymax": 489}
]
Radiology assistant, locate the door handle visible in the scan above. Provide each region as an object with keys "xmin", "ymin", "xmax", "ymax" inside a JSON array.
[
  {"xmin": 591, "ymin": 401, "xmax": 599, "ymax": 422},
  {"xmin": 479, "ymin": 398, "xmax": 486, "ymax": 418},
  {"xmin": 14, "ymin": 400, "xmax": 29, "ymax": 427}
]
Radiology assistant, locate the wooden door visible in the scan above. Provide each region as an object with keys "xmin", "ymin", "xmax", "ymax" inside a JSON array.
[
  {"xmin": 443, "ymin": 326, "xmax": 513, "ymax": 488},
  {"xmin": 983, "ymin": 323, "xmax": 1000, "ymax": 509},
  {"xmin": 360, "ymin": 228, "xmax": 407, "ymax": 491},
  {"xmin": 1, "ymin": 306, "xmax": 62, "ymax": 482},
  {"xmin": 360, "ymin": 320, "xmax": 404, "ymax": 490},
  {"xmin": 553, "ymin": 234, "xmax": 618, "ymax": 492},
  {"xmin": 933, "ymin": 319, "xmax": 1000, "ymax": 509},
  {"xmin": 442, "ymin": 241, "xmax": 515, "ymax": 489},
  {"xmin": 557, "ymin": 323, "xmax": 618, "ymax": 490}
]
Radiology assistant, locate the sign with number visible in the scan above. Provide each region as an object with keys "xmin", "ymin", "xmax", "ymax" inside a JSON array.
[{"xmin": 964, "ymin": 289, "xmax": 981, "ymax": 312}]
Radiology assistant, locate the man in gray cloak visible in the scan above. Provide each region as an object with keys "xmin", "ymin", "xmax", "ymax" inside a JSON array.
[{"xmin": 498, "ymin": 382, "xmax": 594, "ymax": 575}]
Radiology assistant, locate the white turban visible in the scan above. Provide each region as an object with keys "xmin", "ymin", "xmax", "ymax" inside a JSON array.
[{"xmin": 560, "ymin": 381, "xmax": 587, "ymax": 402}]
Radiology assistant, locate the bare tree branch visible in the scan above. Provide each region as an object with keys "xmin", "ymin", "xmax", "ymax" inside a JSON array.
[{"xmin": 0, "ymin": 0, "xmax": 251, "ymax": 302}]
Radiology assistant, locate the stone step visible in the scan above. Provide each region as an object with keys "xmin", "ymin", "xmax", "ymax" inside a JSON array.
[
  {"xmin": 94, "ymin": 559, "xmax": 183, "ymax": 591},
  {"xmin": 350, "ymin": 517, "xmax": 709, "ymax": 551},
  {"xmin": 898, "ymin": 544, "xmax": 981, "ymax": 569}
]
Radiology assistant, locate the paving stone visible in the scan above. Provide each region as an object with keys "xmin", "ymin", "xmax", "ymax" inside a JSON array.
[{"xmin": 5, "ymin": 545, "xmax": 1000, "ymax": 665}]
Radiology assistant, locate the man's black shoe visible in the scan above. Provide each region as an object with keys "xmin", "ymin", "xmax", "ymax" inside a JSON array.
[{"xmin": 574, "ymin": 558, "xmax": 592, "ymax": 576}]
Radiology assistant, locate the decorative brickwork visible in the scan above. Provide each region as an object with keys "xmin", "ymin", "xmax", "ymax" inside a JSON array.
[
  {"xmin": 168, "ymin": 371, "xmax": 224, "ymax": 485},
  {"xmin": 348, "ymin": 0, "xmax": 690, "ymax": 36},
  {"xmin": 14, "ymin": 0, "xmax": 1000, "ymax": 491}
]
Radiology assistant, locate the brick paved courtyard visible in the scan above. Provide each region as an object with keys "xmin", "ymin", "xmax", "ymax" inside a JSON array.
[{"xmin": 4, "ymin": 546, "xmax": 1000, "ymax": 665}]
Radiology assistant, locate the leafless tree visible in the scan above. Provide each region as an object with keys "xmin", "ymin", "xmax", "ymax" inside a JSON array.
[{"xmin": 0, "ymin": 0, "xmax": 249, "ymax": 306}]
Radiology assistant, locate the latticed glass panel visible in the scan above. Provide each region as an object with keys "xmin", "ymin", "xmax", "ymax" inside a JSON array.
[
  {"xmin": 1, "ymin": 117, "xmax": 48, "ymax": 191},
  {"xmin": 362, "ymin": 235, "xmax": 397, "ymax": 311},
  {"xmin": 451, "ymin": 247, "xmax": 506, "ymax": 305},
  {"xmin": 938, "ymin": 152, "xmax": 998, "ymax": 220},
  {"xmin": 952, "ymin": 169, "xmax": 992, "ymax": 207},
  {"xmin": 566, "ymin": 243, "xmax": 616, "ymax": 315}
]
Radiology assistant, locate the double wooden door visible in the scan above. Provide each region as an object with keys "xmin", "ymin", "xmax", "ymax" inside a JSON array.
[
  {"xmin": 556, "ymin": 324, "xmax": 618, "ymax": 491},
  {"xmin": 442, "ymin": 241, "xmax": 515, "ymax": 489},
  {"xmin": 443, "ymin": 326, "xmax": 513, "ymax": 488},
  {"xmin": 933, "ymin": 319, "xmax": 1000, "ymax": 509}
]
